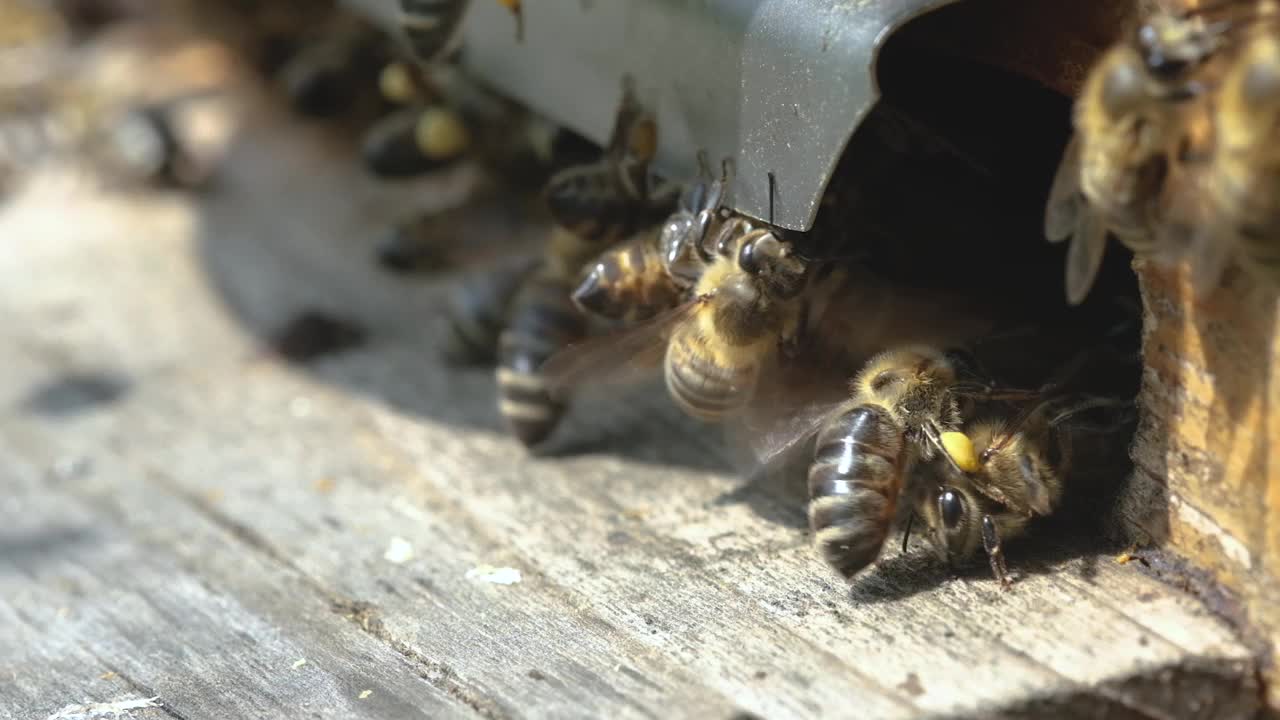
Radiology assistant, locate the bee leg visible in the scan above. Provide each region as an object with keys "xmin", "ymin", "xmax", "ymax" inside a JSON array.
[
  {"xmin": 778, "ymin": 304, "xmax": 808, "ymax": 362},
  {"xmin": 981, "ymin": 515, "xmax": 1012, "ymax": 590}
]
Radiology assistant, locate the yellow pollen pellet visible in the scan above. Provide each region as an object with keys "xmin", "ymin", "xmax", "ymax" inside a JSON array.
[
  {"xmin": 940, "ymin": 431, "xmax": 980, "ymax": 473},
  {"xmin": 415, "ymin": 108, "xmax": 471, "ymax": 159}
]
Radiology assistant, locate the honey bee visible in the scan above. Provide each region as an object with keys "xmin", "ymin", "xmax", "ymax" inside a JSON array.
[
  {"xmin": 94, "ymin": 100, "xmax": 205, "ymax": 189},
  {"xmin": 570, "ymin": 224, "xmax": 690, "ymax": 323},
  {"xmin": 442, "ymin": 255, "xmax": 538, "ymax": 366},
  {"xmin": 495, "ymin": 228, "xmax": 589, "ymax": 446},
  {"xmin": 749, "ymin": 334, "xmax": 1105, "ymax": 582},
  {"xmin": 798, "ymin": 347, "xmax": 988, "ymax": 579},
  {"xmin": 916, "ymin": 393, "xmax": 1136, "ymax": 588},
  {"xmin": 399, "ymin": 0, "xmax": 470, "ymax": 65},
  {"xmin": 570, "ymin": 152, "xmax": 734, "ymax": 323},
  {"xmin": 492, "ymin": 79, "xmax": 681, "ymax": 446},
  {"xmin": 543, "ymin": 78, "xmax": 678, "ymax": 247},
  {"xmin": 276, "ymin": 16, "xmax": 387, "ymax": 119},
  {"xmin": 1045, "ymin": 6, "xmax": 1229, "ymax": 304},
  {"xmin": 544, "ymin": 216, "xmax": 812, "ymax": 423},
  {"xmin": 1192, "ymin": 16, "xmax": 1280, "ymax": 288}
]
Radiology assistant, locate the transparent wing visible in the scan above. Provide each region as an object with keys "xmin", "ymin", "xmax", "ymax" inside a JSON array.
[
  {"xmin": 739, "ymin": 396, "xmax": 848, "ymax": 469},
  {"xmin": 737, "ymin": 336, "xmax": 861, "ymax": 468},
  {"xmin": 1064, "ymin": 207, "xmax": 1109, "ymax": 306},
  {"xmin": 541, "ymin": 296, "xmax": 704, "ymax": 400},
  {"xmin": 1045, "ymin": 134, "xmax": 1084, "ymax": 244}
]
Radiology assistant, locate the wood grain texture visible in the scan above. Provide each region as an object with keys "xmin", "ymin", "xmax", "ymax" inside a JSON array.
[{"xmin": 0, "ymin": 73, "xmax": 1261, "ymax": 719}]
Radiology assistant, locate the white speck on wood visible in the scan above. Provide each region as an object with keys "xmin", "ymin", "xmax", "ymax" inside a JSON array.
[
  {"xmin": 291, "ymin": 658, "xmax": 307, "ymax": 669},
  {"xmin": 46, "ymin": 696, "xmax": 161, "ymax": 720},
  {"xmin": 358, "ymin": 690, "xmax": 373, "ymax": 700},
  {"xmin": 465, "ymin": 565, "xmax": 522, "ymax": 585},
  {"xmin": 383, "ymin": 537, "xmax": 414, "ymax": 564}
]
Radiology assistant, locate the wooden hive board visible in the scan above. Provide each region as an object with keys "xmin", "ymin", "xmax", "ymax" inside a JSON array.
[{"xmin": 0, "ymin": 73, "xmax": 1263, "ymax": 719}]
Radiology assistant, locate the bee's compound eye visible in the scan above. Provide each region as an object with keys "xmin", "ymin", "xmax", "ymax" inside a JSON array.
[
  {"xmin": 737, "ymin": 235, "xmax": 762, "ymax": 275},
  {"xmin": 939, "ymin": 489, "xmax": 965, "ymax": 529}
]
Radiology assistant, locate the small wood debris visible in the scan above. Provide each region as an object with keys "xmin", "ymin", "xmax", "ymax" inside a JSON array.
[
  {"xmin": 358, "ymin": 690, "xmax": 373, "ymax": 700},
  {"xmin": 46, "ymin": 696, "xmax": 161, "ymax": 720},
  {"xmin": 1115, "ymin": 547, "xmax": 1150, "ymax": 566},
  {"xmin": 98, "ymin": 672, "xmax": 116, "ymax": 681},
  {"xmin": 465, "ymin": 565, "xmax": 522, "ymax": 585},
  {"xmin": 291, "ymin": 658, "xmax": 307, "ymax": 669},
  {"xmin": 383, "ymin": 537, "xmax": 414, "ymax": 564},
  {"xmin": 313, "ymin": 477, "xmax": 336, "ymax": 494}
]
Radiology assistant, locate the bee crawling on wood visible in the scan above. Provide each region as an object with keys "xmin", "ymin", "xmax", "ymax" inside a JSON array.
[
  {"xmin": 914, "ymin": 391, "xmax": 1136, "ymax": 588},
  {"xmin": 739, "ymin": 315, "xmax": 1139, "ymax": 588}
]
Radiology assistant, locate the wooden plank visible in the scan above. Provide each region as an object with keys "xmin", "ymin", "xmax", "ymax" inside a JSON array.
[
  {"xmin": 1121, "ymin": 257, "xmax": 1280, "ymax": 709},
  {"xmin": 0, "ymin": 73, "xmax": 1262, "ymax": 719},
  {"xmin": 0, "ymin": 459, "xmax": 480, "ymax": 720}
]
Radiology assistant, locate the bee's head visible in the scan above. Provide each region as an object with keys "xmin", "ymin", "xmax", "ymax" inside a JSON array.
[
  {"xmin": 737, "ymin": 230, "xmax": 807, "ymax": 299},
  {"xmin": 1134, "ymin": 13, "xmax": 1220, "ymax": 84}
]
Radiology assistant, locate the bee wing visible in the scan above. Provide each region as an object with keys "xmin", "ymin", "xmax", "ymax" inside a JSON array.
[
  {"xmin": 1045, "ymin": 134, "xmax": 1084, "ymax": 243},
  {"xmin": 1162, "ymin": 166, "xmax": 1228, "ymax": 289},
  {"xmin": 541, "ymin": 297, "xmax": 703, "ymax": 400},
  {"xmin": 1064, "ymin": 207, "xmax": 1108, "ymax": 306},
  {"xmin": 739, "ymin": 396, "xmax": 849, "ymax": 469}
]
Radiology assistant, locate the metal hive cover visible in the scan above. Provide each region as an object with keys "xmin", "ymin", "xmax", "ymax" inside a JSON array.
[{"xmin": 347, "ymin": 0, "xmax": 962, "ymax": 230}]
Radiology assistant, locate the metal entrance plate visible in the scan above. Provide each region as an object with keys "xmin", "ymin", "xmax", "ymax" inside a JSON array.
[{"xmin": 343, "ymin": 0, "xmax": 959, "ymax": 231}]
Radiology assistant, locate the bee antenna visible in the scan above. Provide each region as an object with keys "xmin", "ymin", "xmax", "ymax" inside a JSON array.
[
  {"xmin": 767, "ymin": 171, "xmax": 776, "ymax": 225},
  {"xmin": 696, "ymin": 149, "xmax": 712, "ymax": 177},
  {"xmin": 901, "ymin": 512, "xmax": 916, "ymax": 553},
  {"xmin": 790, "ymin": 250, "xmax": 868, "ymax": 264}
]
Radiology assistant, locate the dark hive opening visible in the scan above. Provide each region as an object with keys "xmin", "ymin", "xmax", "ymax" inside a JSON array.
[{"xmin": 805, "ymin": 0, "xmax": 1147, "ymax": 543}]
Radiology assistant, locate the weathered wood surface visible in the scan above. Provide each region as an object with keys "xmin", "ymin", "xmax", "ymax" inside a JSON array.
[
  {"xmin": 0, "ymin": 80, "xmax": 1263, "ymax": 719},
  {"xmin": 1123, "ymin": 258, "xmax": 1280, "ymax": 710}
]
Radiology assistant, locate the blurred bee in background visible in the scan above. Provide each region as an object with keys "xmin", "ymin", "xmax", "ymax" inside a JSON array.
[
  {"xmin": 543, "ymin": 77, "xmax": 679, "ymax": 248},
  {"xmin": 0, "ymin": 0, "xmax": 217, "ymax": 196},
  {"xmin": 494, "ymin": 80, "xmax": 672, "ymax": 447},
  {"xmin": 916, "ymin": 391, "xmax": 1136, "ymax": 588},
  {"xmin": 1183, "ymin": 11, "xmax": 1280, "ymax": 288},
  {"xmin": 1044, "ymin": 3, "xmax": 1232, "ymax": 304},
  {"xmin": 399, "ymin": 0, "xmax": 470, "ymax": 65},
  {"xmin": 360, "ymin": 82, "xmax": 471, "ymax": 178},
  {"xmin": 440, "ymin": 255, "xmax": 538, "ymax": 366},
  {"xmin": 273, "ymin": 9, "xmax": 389, "ymax": 120}
]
